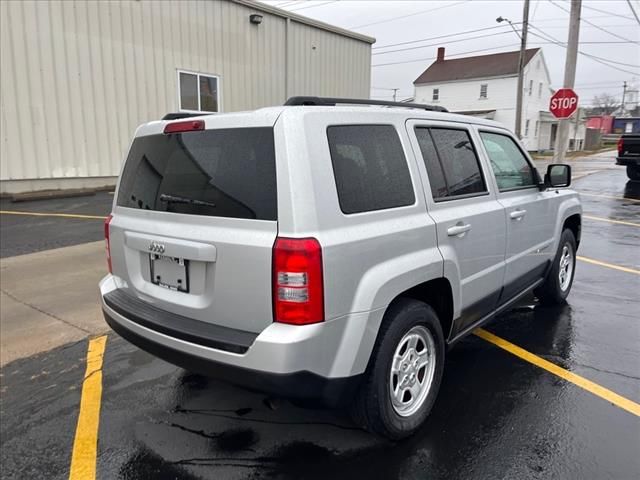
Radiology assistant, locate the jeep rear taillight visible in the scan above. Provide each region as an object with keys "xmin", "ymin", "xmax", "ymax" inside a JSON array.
[
  {"xmin": 104, "ymin": 214, "xmax": 113, "ymax": 273},
  {"xmin": 273, "ymin": 237, "xmax": 324, "ymax": 325},
  {"xmin": 617, "ymin": 136, "xmax": 624, "ymax": 156}
]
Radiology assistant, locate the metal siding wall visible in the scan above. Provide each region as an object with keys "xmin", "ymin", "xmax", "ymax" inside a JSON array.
[
  {"xmin": 0, "ymin": 0, "xmax": 371, "ymax": 184},
  {"xmin": 288, "ymin": 21, "xmax": 371, "ymax": 99}
]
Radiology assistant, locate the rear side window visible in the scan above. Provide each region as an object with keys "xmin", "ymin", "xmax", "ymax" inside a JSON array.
[
  {"xmin": 327, "ymin": 125, "xmax": 415, "ymax": 214},
  {"xmin": 428, "ymin": 128, "xmax": 486, "ymax": 198},
  {"xmin": 116, "ymin": 128, "xmax": 277, "ymax": 220}
]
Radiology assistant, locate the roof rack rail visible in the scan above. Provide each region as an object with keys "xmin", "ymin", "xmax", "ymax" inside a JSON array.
[
  {"xmin": 162, "ymin": 112, "xmax": 209, "ymax": 121},
  {"xmin": 284, "ymin": 96, "xmax": 448, "ymax": 112}
]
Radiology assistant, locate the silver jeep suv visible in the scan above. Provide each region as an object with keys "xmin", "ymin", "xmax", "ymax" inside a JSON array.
[{"xmin": 100, "ymin": 97, "xmax": 581, "ymax": 439}]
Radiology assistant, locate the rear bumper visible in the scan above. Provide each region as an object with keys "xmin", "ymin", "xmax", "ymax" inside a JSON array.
[
  {"xmin": 616, "ymin": 156, "xmax": 640, "ymax": 166},
  {"xmin": 103, "ymin": 309, "xmax": 361, "ymax": 406},
  {"xmin": 99, "ymin": 275, "xmax": 375, "ymax": 406}
]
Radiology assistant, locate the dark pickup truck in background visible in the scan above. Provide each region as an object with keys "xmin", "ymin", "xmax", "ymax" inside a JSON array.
[{"xmin": 617, "ymin": 134, "xmax": 640, "ymax": 181}]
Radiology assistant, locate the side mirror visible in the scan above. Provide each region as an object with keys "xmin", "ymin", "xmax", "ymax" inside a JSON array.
[{"xmin": 543, "ymin": 164, "xmax": 571, "ymax": 189}]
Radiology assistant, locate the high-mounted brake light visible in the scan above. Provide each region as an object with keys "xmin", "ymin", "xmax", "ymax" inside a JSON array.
[
  {"xmin": 163, "ymin": 119, "xmax": 205, "ymax": 134},
  {"xmin": 617, "ymin": 136, "xmax": 624, "ymax": 157},
  {"xmin": 273, "ymin": 237, "xmax": 324, "ymax": 325},
  {"xmin": 104, "ymin": 214, "xmax": 113, "ymax": 273}
]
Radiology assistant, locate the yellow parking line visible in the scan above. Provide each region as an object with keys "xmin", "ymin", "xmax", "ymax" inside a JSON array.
[
  {"xmin": 475, "ymin": 328, "xmax": 640, "ymax": 417},
  {"xmin": 69, "ymin": 336, "xmax": 107, "ymax": 480},
  {"xmin": 0, "ymin": 210, "xmax": 106, "ymax": 220},
  {"xmin": 577, "ymin": 255, "xmax": 640, "ymax": 275},
  {"xmin": 583, "ymin": 214, "xmax": 640, "ymax": 227},
  {"xmin": 578, "ymin": 192, "xmax": 640, "ymax": 203}
]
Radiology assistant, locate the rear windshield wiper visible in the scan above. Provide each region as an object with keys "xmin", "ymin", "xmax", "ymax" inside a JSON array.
[{"xmin": 159, "ymin": 193, "xmax": 216, "ymax": 208}]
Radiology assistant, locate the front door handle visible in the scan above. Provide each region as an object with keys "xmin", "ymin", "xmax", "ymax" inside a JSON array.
[
  {"xmin": 447, "ymin": 223, "xmax": 472, "ymax": 237},
  {"xmin": 510, "ymin": 209, "xmax": 527, "ymax": 220}
]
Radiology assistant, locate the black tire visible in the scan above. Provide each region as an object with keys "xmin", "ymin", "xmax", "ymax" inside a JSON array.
[
  {"xmin": 627, "ymin": 165, "xmax": 640, "ymax": 182},
  {"xmin": 350, "ymin": 298, "xmax": 445, "ymax": 440},
  {"xmin": 535, "ymin": 229, "xmax": 577, "ymax": 305}
]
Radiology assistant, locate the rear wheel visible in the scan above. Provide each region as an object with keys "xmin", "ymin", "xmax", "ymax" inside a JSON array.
[
  {"xmin": 350, "ymin": 298, "xmax": 444, "ymax": 440},
  {"xmin": 535, "ymin": 229, "xmax": 577, "ymax": 305},
  {"xmin": 627, "ymin": 165, "xmax": 640, "ymax": 182}
]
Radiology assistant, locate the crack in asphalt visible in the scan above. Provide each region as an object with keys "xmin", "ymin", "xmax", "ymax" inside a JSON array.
[
  {"xmin": 540, "ymin": 353, "xmax": 640, "ymax": 381},
  {"xmin": 1, "ymin": 288, "xmax": 92, "ymax": 334}
]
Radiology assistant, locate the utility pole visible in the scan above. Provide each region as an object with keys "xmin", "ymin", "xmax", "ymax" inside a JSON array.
[
  {"xmin": 514, "ymin": 0, "xmax": 530, "ymax": 138},
  {"xmin": 621, "ymin": 81, "xmax": 627, "ymax": 115},
  {"xmin": 392, "ymin": 88, "xmax": 399, "ymax": 102},
  {"xmin": 553, "ymin": 0, "xmax": 582, "ymax": 162}
]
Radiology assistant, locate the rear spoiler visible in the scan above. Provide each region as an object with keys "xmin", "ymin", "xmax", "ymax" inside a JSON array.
[{"xmin": 162, "ymin": 112, "xmax": 210, "ymax": 121}]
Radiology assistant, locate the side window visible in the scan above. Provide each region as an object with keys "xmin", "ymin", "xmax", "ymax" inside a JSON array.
[
  {"xmin": 415, "ymin": 128, "xmax": 448, "ymax": 199},
  {"xmin": 480, "ymin": 132, "xmax": 537, "ymax": 190},
  {"xmin": 429, "ymin": 128, "xmax": 487, "ymax": 197},
  {"xmin": 480, "ymin": 84, "xmax": 488, "ymax": 99},
  {"xmin": 327, "ymin": 125, "xmax": 415, "ymax": 214},
  {"xmin": 433, "ymin": 88, "xmax": 439, "ymax": 101}
]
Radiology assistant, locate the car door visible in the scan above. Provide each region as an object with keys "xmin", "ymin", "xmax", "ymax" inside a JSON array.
[
  {"xmin": 407, "ymin": 121, "xmax": 506, "ymax": 338},
  {"xmin": 475, "ymin": 127, "xmax": 556, "ymax": 302}
]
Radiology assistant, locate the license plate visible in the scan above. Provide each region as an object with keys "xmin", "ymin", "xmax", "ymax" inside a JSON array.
[{"xmin": 150, "ymin": 254, "xmax": 189, "ymax": 292}]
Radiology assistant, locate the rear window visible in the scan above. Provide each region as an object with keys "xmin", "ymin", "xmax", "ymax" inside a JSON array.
[
  {"xmin": 116, "ymin": 128, "xmax": 277, "ymax": 220},
  {"xmin": 327, "ymin": 125, "xmax": 415, "ymax": 214}
]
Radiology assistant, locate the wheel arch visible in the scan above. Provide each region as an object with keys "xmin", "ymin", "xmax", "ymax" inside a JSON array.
[
  {"xmin": 395, "ymin": 278, "xmax": 455, "ymax": 342},
  {"xmin": 563, "ymin": 213, "xmax": 581, "ymax": 248}
]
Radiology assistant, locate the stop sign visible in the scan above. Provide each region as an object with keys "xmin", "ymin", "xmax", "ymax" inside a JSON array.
[{"xmin": 549, "ymin": 88, "xmax": 579, "ymax": 119}]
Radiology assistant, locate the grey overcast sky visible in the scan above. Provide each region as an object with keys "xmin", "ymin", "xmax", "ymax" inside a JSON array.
[{"xmin": 262, "ymin": 0, "xmax": 640, "ymax": 106}]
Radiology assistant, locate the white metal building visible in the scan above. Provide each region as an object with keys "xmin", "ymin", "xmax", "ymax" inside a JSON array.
[{"xmin": 0, "ymin": 0, "xmax": 374, "ymax": 194}]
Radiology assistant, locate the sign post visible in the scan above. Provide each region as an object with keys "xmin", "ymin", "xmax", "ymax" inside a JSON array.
[{"xmin": 550, "ymin": 88, "xmax": 579, "ymax": 119}]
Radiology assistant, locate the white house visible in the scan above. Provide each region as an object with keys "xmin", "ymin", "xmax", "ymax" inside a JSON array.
[{"xmin": 414, "ymin": 47, "xmax": 585, "ymax": 152}]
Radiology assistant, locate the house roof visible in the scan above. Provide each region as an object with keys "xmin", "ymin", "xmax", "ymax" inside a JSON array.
[{"xmin": 414, "ymin": 48, "xmax": 540, "ymax": 84}]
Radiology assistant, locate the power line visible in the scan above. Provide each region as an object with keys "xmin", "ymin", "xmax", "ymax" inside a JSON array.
[
  {"xmin": 287, "ymin": 1, "xmax": 338, "ymax": 12},
  {"xmin": 349, "ymin": 0, "xmax": 471, "ymax": 29},
  {"xmin": 567, "ymin": 0, "xmax": 636, "ymax": 20},
  {"xmin": 627, "ymin": 0, "xmax": 640, "ymax": 26},
  {"xmin": 273, "ymin": 1, "xmax": 299, "ymax": 8},
  {"xmin": 372, "ymin": 43, "xmax": 521, "ymax": 67},
  {"xmin": 372, "ymin": 24, "xmax": 517, "ymax": 50},
  {"xmin": 528, "ymin": 25, "xmax": 640, "ymax": 75},
  {"xmin": 548, "ymin": 0, "xmax": 640, "ymax": 44},
  {"xmin": 373, "ymin": 30, "xmax": 515, "ymax": 56},
  {"xmin": 529, "ymin": 25, "xmax": 640, "ymax": 68}
]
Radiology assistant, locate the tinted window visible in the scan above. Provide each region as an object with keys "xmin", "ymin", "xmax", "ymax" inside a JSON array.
[
  {"xmin": 430, "ymin": 128, "xmax": 486, "ymax": 197},
  {"xmin": 327, "ymin": 125, "xmax": 415, "ymax": 214},
  {"xmin": 480, "ymin": 132, "xmax": 536, "ymax": 190},
  {"xmin": 116, "ymin": 128, "xmax": 277, "ymax": 220},
  {"xmin": 415, "ymin": 128, "xmax": 448, "ymax": 199}
]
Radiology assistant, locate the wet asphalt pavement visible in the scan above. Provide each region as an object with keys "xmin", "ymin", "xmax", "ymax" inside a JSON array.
[
  {"xmin": 0, "ymin": 192, "xmax": 112, "ymax": 258},
  {"xmin": 1, "ymin": 167, "xmax": 639, "ymax": 479}
]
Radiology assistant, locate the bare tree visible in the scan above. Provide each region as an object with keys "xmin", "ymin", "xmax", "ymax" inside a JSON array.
[{"xmin": 590, "ymin": 93, "xmax": 620, "ymax": 115}]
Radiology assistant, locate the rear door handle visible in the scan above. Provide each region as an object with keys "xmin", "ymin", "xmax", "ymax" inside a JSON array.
[
  {"xmin": 510, "ymin": 209, "xmax": 527, "ymax": 220},
  {"xmin": 447, "ymin": 223, "xmax": 472, "ymax": 237}
]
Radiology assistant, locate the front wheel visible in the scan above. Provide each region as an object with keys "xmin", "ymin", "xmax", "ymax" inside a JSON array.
[
  {"xmin": 535, "ymin": 229, "xmax": 577, "ymax": 305},
  {"xmin": 350, "ymin": 298, "xmax": 445, "ymax": 440},
  {"xmin": 627, "ymin": 165, "xmax": 640, "ymax": 182}
]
